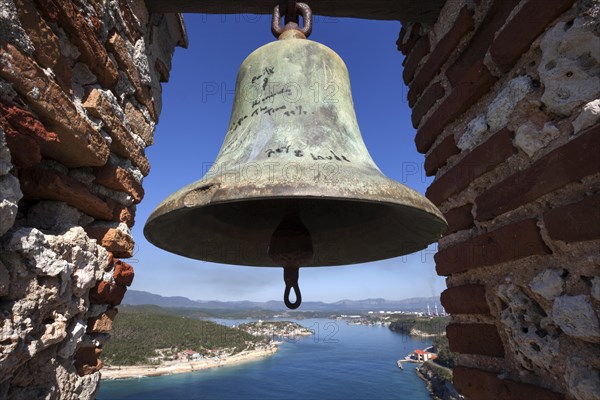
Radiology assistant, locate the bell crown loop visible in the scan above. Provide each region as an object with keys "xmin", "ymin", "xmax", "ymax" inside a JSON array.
[{"xmin": 272, "ymin": 2, "xmax": 313, "ymax": 39}]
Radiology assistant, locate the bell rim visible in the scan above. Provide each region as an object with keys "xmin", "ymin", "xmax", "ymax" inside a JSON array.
[{"xmin": 144, "ymin": 192, "xmax": 447, "ymax": 268}]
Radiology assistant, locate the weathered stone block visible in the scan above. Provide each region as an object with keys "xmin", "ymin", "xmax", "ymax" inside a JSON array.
[
  {"xmin": 446, "ymin": 323, "xmax": 504, "ymax": 357},
  {"xmin": 0, "ymin": 188, "xmax": 19, "ymax": 236},
  {"xmin": 396, "ymin": 27, "xmax": 406, "ymax": 52},
  {"xmin": 117, "ymin": 0, "xmax": 142, "ymax": 42},
  {"xmin": 133, "ymin": 39, "xmax": 151, "ymax": 85},
  {"xmin": 426, "ymin": 128, "xmax": 516, "ymax": 205},
  {"xmin": 0, "ymin": 40, "xmax": 109, "ymax": 167},
  {"xmin": 591, "ymin": 277, "xmax": 600, "ymax": 302},
  {"xmin": 457, "ymin": 114, "xmax": 487, "ymax": 150},
  {"xmin": 83, "ymin": 89, "xmax": 150, "ymax": 175},
  {"xmin": 113, "ymin": 259, "xmax": 134, "ymax": 286},
  {"xmin": 475, "ymin": 124, "xmax": 600, "ymax": 221},
  {"xmin": 0, "ymin": 103, "xmax": 60, "ymax": 167},
  {"xmin": 0, "ymin": 125, "xmax": 13, "ymax": 174},
  {"xmin": 497, "ymin": 283, "xmax": 561, "ymax": 377},
  {"xmin": 408, "ymin": 6, "xmax": 474, "ymax": 106},
  {"xmin": 402, "ymin": 34, "xmax": 429, "ymax": 85},
  {"xmin": 435, "ymin": 219, "xmax": 550, "ymax": 275},
  {"xmin": 19, "ymin": 167, "xmax": 113, "ymax": 220},
  {"xmin": 415, "ymin": 60, "xmax": 497, "ymax": 153},
  {"xmin": 111, "ymin": 203, "xmax": 135, "ymax": 227},
  {"xmin": 89, "ymin": 281, "xmax": 127, "ymax": 306},
  {"xmin": 424, "ymin": 134, "xmax": 460, "ymax": 176},
  {"xmin": 441, "ymin": 284, "xmax": 489, "ymax": 315},
  {"xmin": 514, "ymin": 121, "xmax": 561, "ymax": 158},
  {"xmin": 35, "ymin": 0, "xmax": 119, "ymax": 88},
  {"xmin": 124, "ymin": 100, "xmax": 155, "ymax": 146},
  {"xmin": 2, "ymin": 124, "xmax": 41, "ymax": 168},
  {"xmin": 57, "ymin": 320, "xmax": 86, "ymax": 359},
  {"xmin": 0, "ymin": 103, "xmax": 59, "ymax": 144},
  {"xmin": 529, "ymin": 269, "xmax": 565, "ymax": 301},
  {"xmin": 397, "ymin": 23, "xmax": 420, "ymax": 55},
  {"xmin": 107, "ymin": 31, "xmax": 157, "ymax": 121},
  {"xmin": 572, "ymin": 99, "xmax": 600, "ymax": 133},
  {"xmin": 74, "ymin": 347, "xmax": 103, "ymax": 376},
  {"xmin": 539, "ymin": 18, "xmax": 600, "ymax": 116},
  {"xmin": 544, "ymin": 194, "xmax": 600, "ymax": 243},
  {"xmin": 14, "ymin": 0, "xmax": 72, "ymax": 93},
  {"xmin": 73, "ymin": 62, "xmax": 97, "ymax": 87},
  {"xmin": 1, "ymin": 0, "xmax": 35, "ymax": 54},
  {"xmin": 155, "ymin": 58, "xmax": 170, "ymax": 82},
  {"xmin": 445, "ymin": 0, "xmax": 520, "ymax": 85},
  {"xmin": 443, "ymin": 203, "xmax": 473, "ymax": 235},
  {"xmin": 40, "ymin": 315, "xmax": 68, "ymax": 349},
  {"xmin": 87, "ymin": 308, "xmax": 118, "ymax": 333},
  {"xmin": 453, "ymin": 366, "xmax": 566, "ymax": 400},
  {"xmin": 565, "ymin": 358, "xmax": 600, "ymax": 400},
  {"xmin": 486, "ymin": 76, "xmax": 533, "ymax": 133},
  {"xmin": 490, "ymin": 0, "xmax": 578, "ymax": 72},
  {"xmin": 95, "ymin": 164, "xmax": 144, "ymax": 203},
  {"xmin": 411, "ymin": 82, "xmax": 444, "ymax": 129},
  {"xmin": 27, "ymin": 201, "xmax": 94, "ymax": 232},
  {"xmin": 0, "ymin": 259, "xmax": 9, "ymax": 296},
  {"xmin": 552, "ymin": 295, "xmax": 600, "ymax": 343},
  {"xmin": 85, "ymin": 223, "xmax": 134, "ymax": 258}
]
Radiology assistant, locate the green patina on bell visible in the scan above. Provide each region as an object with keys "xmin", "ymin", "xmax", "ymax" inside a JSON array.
[{"xmin": 144, "ymin": 6, "xmax": 447, "ymax": 309}]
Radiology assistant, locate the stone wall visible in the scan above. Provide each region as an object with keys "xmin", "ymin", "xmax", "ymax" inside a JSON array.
[
  {"xmin": 399, "ymin": 0, "xmax": 599, "ymax": 399},
  {"xmin": 1, "ymin": 0, "xmax": 598, "ymax": 398},
  {"xmin": 0, "ymin": 0, "xmax": 185, "ymax": 398}
]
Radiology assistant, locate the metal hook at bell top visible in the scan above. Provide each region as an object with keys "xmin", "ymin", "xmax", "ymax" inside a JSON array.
[
  {"xmin": 283, "ymin": 267, "xmax": 302, "ymax": 309},
  {"xmin": 272, "ymin": 1, "xmax": 313, "ymax": 39}
]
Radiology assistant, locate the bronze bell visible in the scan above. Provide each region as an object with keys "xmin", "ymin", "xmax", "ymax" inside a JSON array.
[{"xmin": 144, "ymin": 3, "xmax": 447, "ymax": 309}]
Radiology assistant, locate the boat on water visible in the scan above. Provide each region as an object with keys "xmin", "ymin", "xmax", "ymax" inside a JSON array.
[{"xmin": 396, "ymin": 360, "xmax": 403, "ymax": 370}]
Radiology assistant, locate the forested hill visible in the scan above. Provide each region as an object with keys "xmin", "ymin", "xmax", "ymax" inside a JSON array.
[
  {"xmin": 103, "ymin": 305, "xmax": 264, "ymax": 365},
  {"xmin": 388, "ymin": 314, "xmax": 450, "ymax": 336}
]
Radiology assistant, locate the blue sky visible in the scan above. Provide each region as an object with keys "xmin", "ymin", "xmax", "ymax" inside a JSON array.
[{"xmin": 129, "ymin": 13, "xmax": 445, "ymax": 303}]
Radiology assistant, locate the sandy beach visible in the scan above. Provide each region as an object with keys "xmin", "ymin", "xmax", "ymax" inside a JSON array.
[{"xmin": 100, "ymin": 346, "xmax": 278, "ymax": 380}]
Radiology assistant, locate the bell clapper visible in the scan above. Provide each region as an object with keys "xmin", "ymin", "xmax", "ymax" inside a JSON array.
[
  {"xmin": 268, "ymin": 208, "xmax": 314, "ymax": 310},
  {"xmin": 283, "ymin": 266, "xmax": 302, "ymax": 309}
]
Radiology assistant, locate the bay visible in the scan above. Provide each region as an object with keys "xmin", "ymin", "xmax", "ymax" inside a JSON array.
[{"xmin": 98, "ymin": 318, "xmax": 433, "ymax": 400}]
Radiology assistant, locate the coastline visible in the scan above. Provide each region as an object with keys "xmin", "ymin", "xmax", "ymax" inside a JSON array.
[
  {"xmin": 100, "ymin": 346, "xmax": 278, "ymax": 380},
  {"xmin": 415, "ymin": 361, "xmax": 462, "ymax": 400},
  {"xmin": 415, "ymin": 366, "xmax": 442, "ymax": 400},
  {"xmin": 410, "ymin": 328, "xmax": 444, "ymax": 338}
]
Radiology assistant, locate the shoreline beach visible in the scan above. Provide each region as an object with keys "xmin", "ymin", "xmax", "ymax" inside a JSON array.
[{"xmin": 100, "ymin": 346, "xmax": 278, "ymax": 380}]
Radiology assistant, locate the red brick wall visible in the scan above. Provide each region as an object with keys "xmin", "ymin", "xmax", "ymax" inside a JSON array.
[{"xmin": 399, "ymin": 0, "xmax": 600, "ymax": 398}]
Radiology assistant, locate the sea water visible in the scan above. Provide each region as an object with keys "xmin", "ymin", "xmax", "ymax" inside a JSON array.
[{"xmin": 97, "ymin": 319, "xmax": 433, "ymax": 400}]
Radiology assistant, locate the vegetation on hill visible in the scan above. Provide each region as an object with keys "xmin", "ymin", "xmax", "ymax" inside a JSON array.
[
  {"xmin": 103, "ymin": 306, "xmax": 265, "ymax": 366},
  {"xmin": 239, "ymin": 321, "xmax": 308, "ymax": 330},
  {"xmin": 238, "ymin": 321, "xmax": 313, "ymax": 338},
  {"xmin": 388, "ymin": 315, "xmax": 450, "ymax": 336},
  {"xmin": 432, "ymin": 335, "xmax": 458, "ymax": 369}
]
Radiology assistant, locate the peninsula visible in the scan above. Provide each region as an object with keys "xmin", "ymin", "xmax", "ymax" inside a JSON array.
[{"xmin": 100, "ymin": 306, "xmax": 312, "ymax": 380}]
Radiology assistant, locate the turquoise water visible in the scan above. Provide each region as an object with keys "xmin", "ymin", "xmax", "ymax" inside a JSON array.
[{"xmin": 98, "ymin": 319, "xmax": 432, "ymax": 400}]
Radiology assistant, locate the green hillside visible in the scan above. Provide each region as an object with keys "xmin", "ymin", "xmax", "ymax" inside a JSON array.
[
  {"xmin": 388, "ymin": 315, "xmax": 450, "ymax": 336},
  {"xmin": 103, "ymin": 306, "xmax": 265, "ymax": 365}
]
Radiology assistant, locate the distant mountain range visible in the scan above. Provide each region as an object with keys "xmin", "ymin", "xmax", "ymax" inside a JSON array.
[{"xmin": 122, "ymin": 290, "xmax": 440, "ymax": 312}]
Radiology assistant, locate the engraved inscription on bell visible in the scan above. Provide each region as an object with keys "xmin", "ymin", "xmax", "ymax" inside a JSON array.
[{"xmin": 144, "ymin": 37, "xmax": 447, "ymax": 270}]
